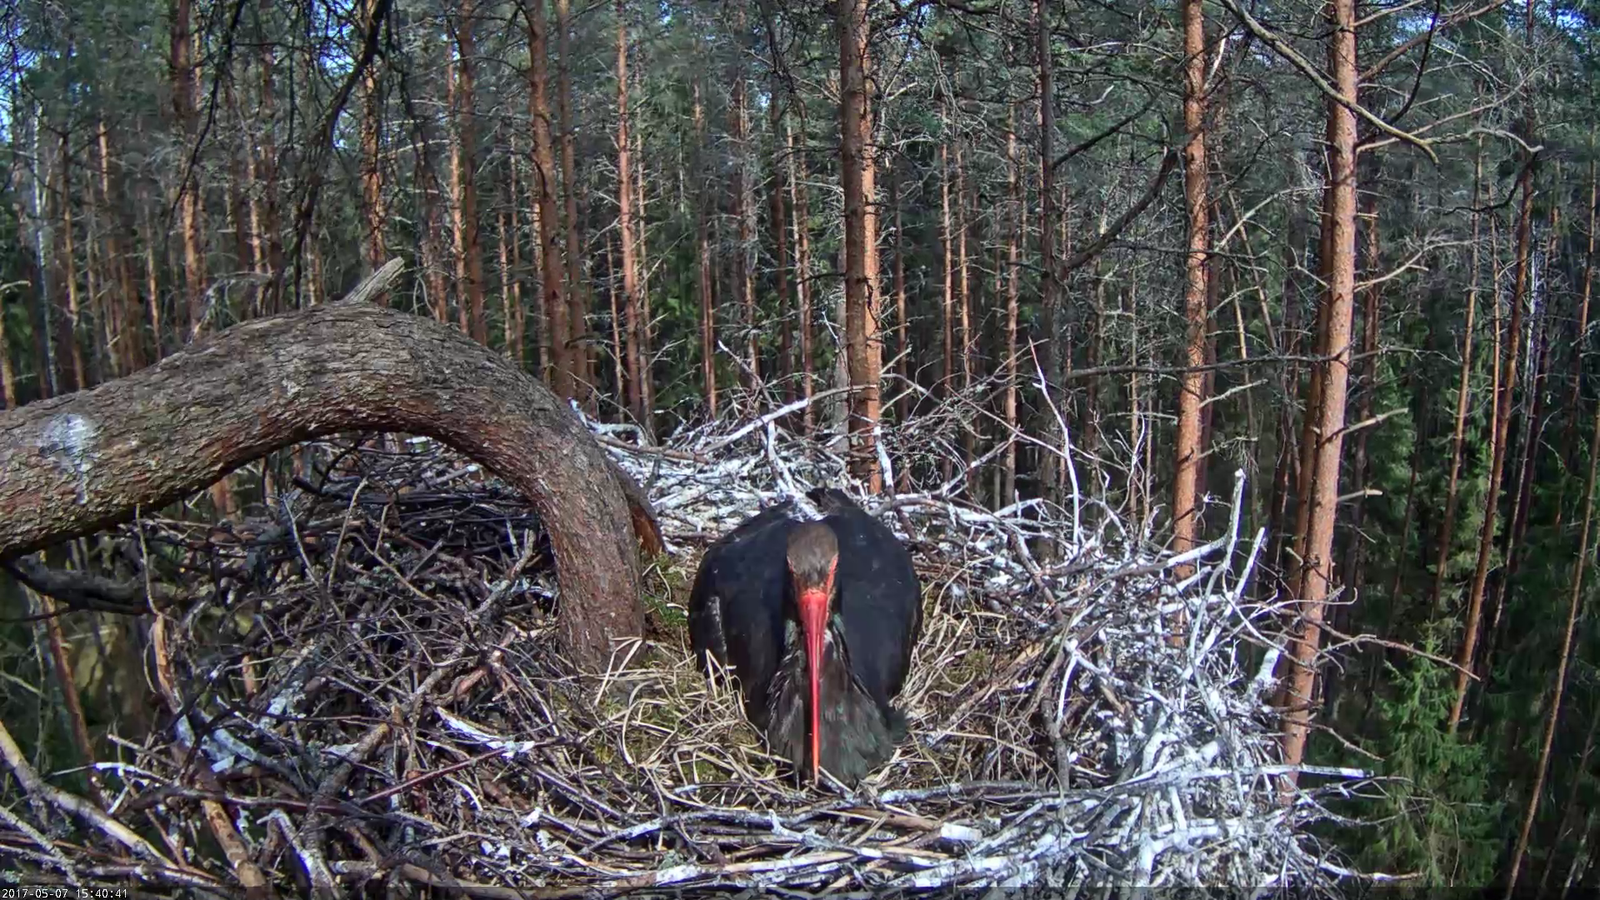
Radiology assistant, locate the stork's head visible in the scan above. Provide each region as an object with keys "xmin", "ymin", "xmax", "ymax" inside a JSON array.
[{"xmin": 785, "ymin": 521, "xmax": 839, "ymax": 783}]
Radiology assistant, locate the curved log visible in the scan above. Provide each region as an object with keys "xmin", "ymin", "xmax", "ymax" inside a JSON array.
[{"xmin": 0, "ymin": 277, "xmax": 644, "ymax": 671}]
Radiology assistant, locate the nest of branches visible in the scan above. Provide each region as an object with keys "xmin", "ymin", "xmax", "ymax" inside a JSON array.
[{"xmin": 0, "ymin": 410, "xmax": 1366, "ymax": 897}]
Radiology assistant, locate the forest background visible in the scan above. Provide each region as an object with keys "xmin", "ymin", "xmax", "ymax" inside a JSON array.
[{"xmin": 0, "ymin": 0, "xmax": 1597, "ymax": 889}]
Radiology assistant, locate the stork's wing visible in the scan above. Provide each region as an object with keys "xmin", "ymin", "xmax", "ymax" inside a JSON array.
[
  {"xmin": 823, "ymin": 501, "xmax": 923, "ymax": 709},
  {"xmin": 687, "ymin": 503, "xmax": 800, "ymax": 728}
]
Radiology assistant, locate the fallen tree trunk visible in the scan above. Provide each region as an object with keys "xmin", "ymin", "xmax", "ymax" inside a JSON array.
[{"xmin": 0, "ymin": 262, "xmax": 648, "ymax": 671}]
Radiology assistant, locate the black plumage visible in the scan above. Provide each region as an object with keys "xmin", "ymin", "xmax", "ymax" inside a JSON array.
[{"xmin": 688, "ymin": 488, "xmax": 923, "ymax": 783}]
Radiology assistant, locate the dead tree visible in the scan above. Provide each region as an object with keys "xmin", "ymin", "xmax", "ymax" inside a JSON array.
[{"xmin": 0, "ymin": 261, "xmax": 657, "ymax": 672}]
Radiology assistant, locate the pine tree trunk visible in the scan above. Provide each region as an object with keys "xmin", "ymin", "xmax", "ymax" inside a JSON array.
[
  {"xmin": 450, "ymin": 0, "xmax": 486, "ymax": 344},
  {"xmin": 0, "ymin": 288, "xmax": 14, "ymax": 407},
  {"xmin": 171, "ymin": 0, "xmax": 206, "ymax": 335},
  {"xmin": 1172, "ymin": 0, "xmax": 1209, "ymax": 561},
  {"xmin": 635, "ymin": 132, "xmax": 654, "ymax": 439},
  {"xmin": 1338, "ymin": 181, "xmax": 1382, "ymax": 630},
  {"xmin": 1430, "ymin": 140, "xmax": 1485, "ymax": 614},
  {"xmin": 360, "ymin": 0, "xmax": 387, "ymax": 283},
  {"xmin": 694, "ymin": 79, "xmax": 717, "ymax": 419},
  {"xmin": 1003, "ymin": 110, "xmax": 1021, "ymax": 505},
  {"xmin": 1563, "ymin": 151, "xmax": 1597, "ymax": 464},
  {"xmin": 1450, "ymin": 137, "xmax": 1536, "ymax": 733},
  {"xmin": 523, "ymin": 0, "xmax": 570, "ymax": 400},
  {"xmin": 1540, "ymin": 699, "xmax": 1600, "ymax": 895},
  {"xmin": 838, "ymin": 0, "xmax": 881, "ymax": 491},
  {"xmin": 956, "ymin": 137, "xmax": 975, "ymax": 466},
  {"xmin": 892, "ymin": 161, "xmax": 909, "ymax": 426},
  {"xmin": 252, "ymin": 0, "xmax": 284, "ymax": 312},
  {"xmin": 1276, "ymin": 0, "xmax": 1359, "ymax": 783},
  {"xmin": 1034, "ymin": 0, "xmax": 1061, "ymax": 505},
  {"xmin": 771, "ymin": 103, "xmax": 794, "ymax": 403},
  {"xmin": 1504, "ymin": 332, "xmax": 1600, "ymax": 896},
  {"xmin": 730, "ymin": 13, "xmax": 758, "ymax": 390},
  {"xmin": 940, "ymin": 139, "xmax": 954, "ymax": 408},
  {"xmin": 790, "ymin": 122, "xmax": 813, "ymax": 433},
  {"xmin": 554, "ymin": 0, "xmax": 591, "ymax": 410},
  {"xmin": 93, "ymin": 120, "xmax": 143, "ymax": 374},
  {"xmin": 607, "ymin": 233, "xmax": 624, "ymax": 401},
  {"xmin": 498, "ymin": 207, "xmax": 519, "ymax": 363},
  {"xmin": 615, "ymin": 1, "xmax": 644, "ymax": 427},
  {"xmin": 57, "ymin": 133, "xmax": 86, "ymax": 393}
]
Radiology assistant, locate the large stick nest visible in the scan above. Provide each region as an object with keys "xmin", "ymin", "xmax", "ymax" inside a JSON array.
[{"xmin": 0, "ymin": 415, "xmax": 1366, "ymax": 897}]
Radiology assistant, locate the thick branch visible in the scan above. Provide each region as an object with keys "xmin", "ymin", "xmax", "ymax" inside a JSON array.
[{"xmin": 0, "ymin": 277, "xmax": 646, "ymax": 670}]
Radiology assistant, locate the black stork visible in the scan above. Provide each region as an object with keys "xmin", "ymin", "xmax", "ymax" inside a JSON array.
[{"xmin": 688, "ymin": 487, "xmax": 923, "ymax": 784}]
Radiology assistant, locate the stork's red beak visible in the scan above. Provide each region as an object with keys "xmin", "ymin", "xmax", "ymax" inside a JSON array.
[{"xmin": 796, "ymin": 561, "xmax": 836, "ymax": 783}]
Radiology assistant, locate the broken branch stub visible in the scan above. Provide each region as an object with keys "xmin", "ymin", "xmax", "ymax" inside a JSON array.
[{"xmin": 0, "ymin": 298, "xmax": 645, "ymax": 671}]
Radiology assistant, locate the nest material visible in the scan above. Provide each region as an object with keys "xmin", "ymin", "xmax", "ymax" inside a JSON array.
[{"xmin": 1, "ymin": 419, "xmax": 1365, "ymax": 897}]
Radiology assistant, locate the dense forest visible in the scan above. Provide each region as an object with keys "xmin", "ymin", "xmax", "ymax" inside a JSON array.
[{"xmin": 1, "ymin": 0, "xmax": 1598, "ymax": 890}]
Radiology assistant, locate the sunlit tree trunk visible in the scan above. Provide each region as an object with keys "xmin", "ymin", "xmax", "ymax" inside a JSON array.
[
  {"xmin": 1276, "ymin": 0, "xmax": 1359, "ymax": 783},
  {"xmin": 940, "ymin": 140, "xmax": 954, "ymax": 404},
  {"xmin": 1034, "ymin": 0, "xmax": 1060, "ymax": 505},
  {"xmin": 1172, "ymin": 0, "xmax": 1210, "ymax": 561},
  {"xmin": 694, "ymin": 79, "xmax": 717, "ymax": 418},
  {"xmin": 615, "ymin": 0, "xmax": 644, "ymax": 426},
  {"xmin": 1450, "ymin": 131, "xmax": 1535, "ymax": 734},
  {"xmin": 1430, "ymin": 140, "xmax": 1485, "ymax": 614},
  {"xmin": 607, "ymin": 232, "xmax": 624, "ymax": 401},
  {"xmin": 838, "ymin": 0, "xmax": 881, "ymax": 491},
  {"xmin": 1003, "ymin": 110, "xmax": 1022, "ymax": 504},
  {"xmin": 636, "ymin": 132, "xmax": 654, "ymax": 438},
  {"xmin": 789, "ymin": 121, "xmax": 814, "ymax": 432}
]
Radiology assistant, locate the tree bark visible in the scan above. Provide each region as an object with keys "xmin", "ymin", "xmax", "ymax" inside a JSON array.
[
  {"xmin": 1034, "ymin": 0, "xmax": 1061, "ymax": 505},
  {"xmin": 1450, "ymin": 141, "xmax": 1535, "ymax": 733},
  {"xmin": 838, "ymin": 0, "xmax": 882, "ymax": 491},
  {"xmin": 1504, "ymin": 333, "xmax": 1600, "ymax": 897},
  {"xmin": 1276, "ymin": 0, "xmax": 1359, "ymax": 784},
  {"xmin": 171, "ymin": 0, "xmax": 207, "ymax": 335},
  {"xmin": 0, "ymin": 269, "xmax": 652, "ymax": 672},
  {"xmin": 554, "ymin": 0, "xmax": 592, "ymax": 410},
  {"xmin": 56, "ymin": 132, "xmax": 87, "ymax": 393},
  {"xmin": 891, "ymin": 159, "xmax": 908, "ymax": 426},
  {"xmin": 940, "ymin": 139, "xmax": 955, "ymax": 403},
  {"xmin": 1003, "ymin": 109, "xmax": 1021, "ymax": 505},
  {"xmin": 789, "ymin": 121, "xmax": 813, "ymax": 433},
  {"xmin": 694, "ymin": 78, "xmax": 717, "ymax": 419},
  {"xmin": 730, "ymin": 8, "xmax": 759, "ymax": 390},
  {"xmin": 359, "ymin": 0, "xmax": 387, "ymax": 284},
  {"xmin": 94, "ymin": 120, "xmax": 144, "ymax": 374},
  {"xmin": 1172, "ymin": 0, "xmax": 1210, "ymax": 563},
  {"xmin": 615, "ymin": 1, "xmax": 644, "ymax": 427},
  {"xmin": 523, "ymin": 0, "xmax": 570, "ymax": 400},
  {"xmin": 1430, "ymin": 139, "xmax": 1484, "ymax": 614},
  {"xmin": 252, "ymin": 0, "xmax": 284, "ymax": 313},
  {"xmin": 450, "ymin": 0, "xmax": 487, "ymax": 344}
]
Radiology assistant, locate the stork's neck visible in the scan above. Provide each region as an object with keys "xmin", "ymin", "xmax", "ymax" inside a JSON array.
[{"xmin": 766, "ymin": 615, "xmax": 894, "ymax": 784}]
